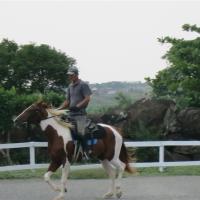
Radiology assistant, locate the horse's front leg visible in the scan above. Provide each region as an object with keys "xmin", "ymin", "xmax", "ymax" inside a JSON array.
[
  {"xmin": 53, "ymin": 159, "xmax": 70, "ymax": 200},
  {"xmin": 44, "ymin": 161, "xmax": 61, "ymax": 192}
]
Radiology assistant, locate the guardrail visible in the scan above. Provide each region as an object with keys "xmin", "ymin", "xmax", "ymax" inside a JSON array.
[{"xmin": 1, "ymin": 141, "xmax": 200, "ymax": 172}]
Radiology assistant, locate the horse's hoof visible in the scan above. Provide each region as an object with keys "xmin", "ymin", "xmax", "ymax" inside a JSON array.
[
  {"xmin": 116, "ymin": 187, "xmax": 122, "ymax": 199},
  {"xmin": 116, "ymin": 191, "xmax": 122, "ymax": 199},
  {"xmin": 103, "ymin": 192, "xmax": 114, "ymax": 199},
  {"xmin": 52, "ymin": 195, "xmax": 64, "ymax": 200},
  {"xmin": 54, "ymin": 186, "xmax": 61, "ymax": 192}
]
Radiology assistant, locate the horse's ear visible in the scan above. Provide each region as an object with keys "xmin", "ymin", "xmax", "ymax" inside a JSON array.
[
  {"xmin": 35, "ymin": 98, "xmax": 48, "ymax": 108},
  {"xmin": 42, "ymin": 102, "xmax": 49, "ymax": 109},
  {"xmin": 37, "ymin": 101, "xmax": 49, "ymax": 109},
  {"xmin": 36, "ymin": 99, "xmax": 43, "ymax": 104},
  {"xmin": 36, "ymin": 94, "xmax": 44, "ymax": 103}
]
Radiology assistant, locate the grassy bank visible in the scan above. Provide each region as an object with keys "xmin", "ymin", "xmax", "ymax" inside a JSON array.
[{"xmin": 0, "ymin": 166, "xmax": 200, "ymax": 180}]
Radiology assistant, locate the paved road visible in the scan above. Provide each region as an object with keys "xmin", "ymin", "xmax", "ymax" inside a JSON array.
[{"xmin": 0, "ymin": 176, "xmax": 200, "ymax": 200}]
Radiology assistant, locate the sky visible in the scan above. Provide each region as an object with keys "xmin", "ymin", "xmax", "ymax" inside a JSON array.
[{"xmin": 0, "ymin": 0, "xmax": 199, "ymax": 83}]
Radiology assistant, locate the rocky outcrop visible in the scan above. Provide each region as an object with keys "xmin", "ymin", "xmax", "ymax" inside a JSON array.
[
  {"xmin": 166, "ymin": 107, "xmax": 200, "ymax": 140},
  {"xmin": 96, "ymin": 98, "xmax": 176, "ymax": 139},
  {"xmin": 164, "ymin": 107, "xmax": 200, "ymax": 161},
  {"xmin": 125, "ymin": 98, "xmax": 176, "ymax": 135},
  {"xmin": 95, "ymin": 98, "xmax": 200, "ymax": 161}
]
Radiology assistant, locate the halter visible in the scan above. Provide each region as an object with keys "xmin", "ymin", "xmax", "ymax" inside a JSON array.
[{"xmin": 14, "ymin": 104, "xmax": 35, "ymax": 122}]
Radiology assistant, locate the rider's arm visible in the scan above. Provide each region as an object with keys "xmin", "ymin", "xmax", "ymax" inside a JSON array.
[
  {"xmin": 58, "ymin": 100, "xmax": 70, "ymax": 110},
  {"xmin": 76, "ymin": 95, "xmax": 91, "ymax": 109}
]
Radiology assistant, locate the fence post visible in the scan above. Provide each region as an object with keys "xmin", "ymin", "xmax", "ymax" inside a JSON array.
[
  {"xmin": 29, "ymin": 142, "xmax": 36, "ymax": 170},
  {"xmin": 159, "ymin": 144, "xmax": 164, "ymax": 172}
]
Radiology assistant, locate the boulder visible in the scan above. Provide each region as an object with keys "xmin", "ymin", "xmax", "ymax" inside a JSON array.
[
  {"xmin": 166, "ymin": 108, "xmax": 200, "ymax": 140},
  {"xmin": 122, "ymin": 98, "xmax": 176, "ymax": 139}
]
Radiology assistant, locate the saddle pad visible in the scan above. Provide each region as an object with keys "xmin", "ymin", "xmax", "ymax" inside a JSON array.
[{"xmin": 87, "ymin": 139, "xmax": 98, "ymax": 146}]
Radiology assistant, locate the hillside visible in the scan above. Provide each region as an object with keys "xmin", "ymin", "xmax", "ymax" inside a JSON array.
[{"xmin": 88, "ymin": 81, "xmax": 152, "ymax": 113}]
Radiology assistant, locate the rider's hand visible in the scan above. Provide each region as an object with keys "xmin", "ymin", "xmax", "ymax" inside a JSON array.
[{"xmin": 69, "ymin": 106, "xmax": 80, "ymax": 112}]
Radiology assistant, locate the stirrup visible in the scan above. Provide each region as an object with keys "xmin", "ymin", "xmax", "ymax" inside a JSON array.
[{"xmin": 82, "ymin": 151, "xmax": 90, "ymax": 161}]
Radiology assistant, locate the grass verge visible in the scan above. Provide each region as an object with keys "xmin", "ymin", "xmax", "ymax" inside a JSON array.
[{"xmin": 1, "ymin": 166, "xmax": 200, "ymax": 180}]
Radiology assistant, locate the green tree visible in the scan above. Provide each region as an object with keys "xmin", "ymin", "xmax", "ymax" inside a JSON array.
[
  {"xmin": 115, "ymin": 92, "xmax": 132, "ymax": 109},
  {"xmin": 0, "ymin": 39, "xmax": 18, "ymax": 88},
  {"xmin": 0, "ymin": 39, "xmax": 75, "ymax": 93},
  {"xmin": 146, "ymin": 24, "xmax": 200, "ymax": 108},
  {"xmin": 0, "ymin": 87, "xmax": 64, "ymax": 140},
  {"xmin": 0, "ymin": 39, "xmax": 71, "ymax": 163},
  {"xmin": 0, "ymin": 87, "xmax": 16, "ymax": 135},
  {"xmin": 0, "ymin": 87, "xmax": 64, "ymax": 163}
]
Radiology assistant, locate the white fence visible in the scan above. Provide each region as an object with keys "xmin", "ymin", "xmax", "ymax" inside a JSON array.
[{"xmin": 1, "ymin": 141, "xmax": 200, "ymax": 172}]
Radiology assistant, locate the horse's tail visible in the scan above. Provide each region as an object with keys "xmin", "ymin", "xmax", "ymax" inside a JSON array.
[{"xmin": 120, "ymin": 142, "xmax": 136, "ymax": 174}]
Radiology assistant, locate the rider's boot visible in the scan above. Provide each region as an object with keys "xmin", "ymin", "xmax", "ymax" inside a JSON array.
[{"xmin": 80, "ymin": 135, "xmax": 91, "ymax": 161}]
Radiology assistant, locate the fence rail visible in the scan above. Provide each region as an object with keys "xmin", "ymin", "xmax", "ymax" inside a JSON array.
[{"xmin": 1, "ymin": 141, "xmax": 200, "ymax": 172}]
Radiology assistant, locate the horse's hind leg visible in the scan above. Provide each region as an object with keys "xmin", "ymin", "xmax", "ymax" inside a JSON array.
[
  {"xmin": 110, "ymin": 159, "xmax": 125, "ymax": 199},
  {"xmin": 44, "ymin": 161, "xmax": 61, "ymax": 192},
  {"xmin": 101, "ymin": 160, "xmax": 116, "ymax": 199},
  {"xmin": 110, "ymin": 128, "xmax": 125, "ymax": 198}
]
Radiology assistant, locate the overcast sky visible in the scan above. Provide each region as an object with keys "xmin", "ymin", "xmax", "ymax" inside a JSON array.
[{"xmin": 0, "ymin": 0, "xmax": 199, "ymax": 83}]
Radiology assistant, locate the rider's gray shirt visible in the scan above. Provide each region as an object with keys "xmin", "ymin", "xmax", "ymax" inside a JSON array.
[{"xmin": 66, "ymin": 79, "xmax": 92, "ymax": 115}]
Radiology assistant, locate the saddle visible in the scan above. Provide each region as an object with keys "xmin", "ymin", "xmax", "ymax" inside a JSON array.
[
  {"xmin": 85, "ymin": 119, "xmax": 106, "ymax": 140},
  {"xmin": 61, "ymin": 115, "xmax": 106, "ymax": 139},
  {"xmin": 61, "ymin": 115, "xmax": 106, "ymax": 149}
]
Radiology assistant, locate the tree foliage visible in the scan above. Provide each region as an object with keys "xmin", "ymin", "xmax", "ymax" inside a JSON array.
[
  {"xmin": 146, "ymin": 24, "xmax": 200, "ymax": 108},
  {"xmin": 115, "ymin": 92, "xmax": 132, "ymax": 109},
  {"xmin": 0, "ymin": 87, "xmax": 64, "ymax": 164},
  {"xmin": 0, "ymin": 87, "xmax": 64, "ymax": 136},
  {"xmin": 0, "ymin": 39, "xmax": 71, "ymax": 145},
  {"xmin": 0, "ymin": 39, "xmax": 75, "ymax": 93},
  {"xmin": 0, "ymin": 87, "xmax": 17, "ymax": 133}
]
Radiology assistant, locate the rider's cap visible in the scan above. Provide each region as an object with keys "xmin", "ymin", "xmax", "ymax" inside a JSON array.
[{"xmin": 67, "ymin": 66, "xmax": 79, "ymax": 75}]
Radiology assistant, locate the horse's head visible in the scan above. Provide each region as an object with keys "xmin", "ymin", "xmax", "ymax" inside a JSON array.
[{"xmin": 14, "ymin": 101, "xmax": 49, "ymax": 127}]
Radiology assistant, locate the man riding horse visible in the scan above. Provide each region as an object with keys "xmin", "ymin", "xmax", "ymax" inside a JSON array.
[
  {"xmin": 13, "ymin": 67, "xmax": 134, "ymax": 200},
  {"xmin": 58, "ymin": 66, "xmax": 92, "ymax": 158}
]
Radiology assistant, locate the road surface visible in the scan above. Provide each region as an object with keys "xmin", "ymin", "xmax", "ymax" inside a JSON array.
[{"xmin": 0, "ymin": 176, "xmax": 200, "ymax": 200}]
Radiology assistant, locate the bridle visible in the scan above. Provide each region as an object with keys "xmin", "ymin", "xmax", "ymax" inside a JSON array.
[
  {"xmin": 41, "ymin": 114, "xmax": 63, "ymax": 121},
  {"xmin": 28, "ymin": 107, "xmax": 64, "ymax": 123},
  {"xmin": 14, "ymin": 104, "xmax": 63, "ymax": 125}
]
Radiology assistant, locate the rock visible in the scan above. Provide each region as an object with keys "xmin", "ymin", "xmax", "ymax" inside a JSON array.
[
  {"xmin": 89, "ymin": 98, "xmax": 200, "ymax": 161},
  {"xmin": 123, "ymin": 98, "xmax": 176, "ymax": 139}
]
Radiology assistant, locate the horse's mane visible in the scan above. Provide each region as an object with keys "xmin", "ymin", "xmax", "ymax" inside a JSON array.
[
  {"xmin": 48, "ymin": 109, "xmax": 68, "ymax": 116},
  {"xmin": 47, "ymin": 109, "xmax": 74, "ymax": 129}
]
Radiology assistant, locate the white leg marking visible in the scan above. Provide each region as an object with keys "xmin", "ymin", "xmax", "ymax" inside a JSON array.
[
  {"xmin": 110, "ymin": 132, "xmax": 125, "ymax": 199},
  {"xmin": 110, "ymin": 159, "xmax": 125, "ymax": 199},
  {"xmin": 44, "ymin": 171, "xmax": 60, "ymax": 192},
  {"xmin": 99, "ymin": 124, "xmax": 125, "ymax": 198},
  {"xmin": 61, "ymin": 160, "xmax": 70, "ymax": 192},
  {"xmin": 99, "ymin": 124, "xmax": 125, "ymax": 199},
  {"xmin": 53, "ymin": 160, "xmax": 70, "ymax": 200},
  {"xmin": 101, "ymin": 160, "xmax": 116, "ymax": 199}
]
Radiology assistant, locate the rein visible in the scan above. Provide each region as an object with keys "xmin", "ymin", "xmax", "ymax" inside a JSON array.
[
  {"xmin": 42, "ymin": 110, "xmax": 74, "ymax": 129},
  {"xmin": 42, "ymin": 114, "xmax": 63, "ymax": 121}
]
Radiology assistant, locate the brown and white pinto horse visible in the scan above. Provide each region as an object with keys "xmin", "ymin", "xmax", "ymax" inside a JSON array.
[{"xmin": 14, "ymin": 101, "xmax": 133, "ymax": 200}]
